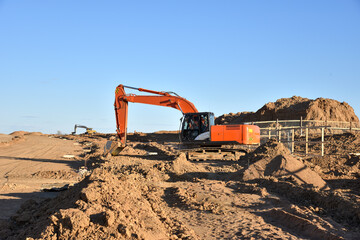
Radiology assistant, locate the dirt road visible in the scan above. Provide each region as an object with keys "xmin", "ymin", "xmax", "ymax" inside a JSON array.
[{"xmin": 0, "ymin": 134, "xmax": 86, "ymax": 219}]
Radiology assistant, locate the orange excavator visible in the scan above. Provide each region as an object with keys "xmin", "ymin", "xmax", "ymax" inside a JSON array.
[{"xmin": 105, "ymin": 84, "xmax": 260, "ymax": 160}]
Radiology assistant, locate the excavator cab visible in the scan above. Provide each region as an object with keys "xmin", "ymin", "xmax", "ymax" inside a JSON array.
[{"xmin": 180, "ymin": 112, "xmax": 215, "ymax": 142}]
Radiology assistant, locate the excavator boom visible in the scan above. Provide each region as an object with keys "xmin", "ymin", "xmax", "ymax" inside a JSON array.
[
  {"xmin": 114, "ymin": 84, "xmax": 198, "ymax": 144},
  {"xmin": 105, "ymin": 84, "xmax": 198, "ymax": 156}
]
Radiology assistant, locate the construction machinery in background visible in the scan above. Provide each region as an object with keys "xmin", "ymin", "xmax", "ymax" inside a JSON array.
[
  {"xmin": 72, "ymin": 124, "xmax": 96, "ymax": 135},
  {"xmin": 104, "ymin": 84, "xmax": 260, "ymax": 160}
]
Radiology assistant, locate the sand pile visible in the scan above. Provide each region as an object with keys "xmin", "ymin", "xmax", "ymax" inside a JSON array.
[
  {"xmin": 1, "ymin": 131, "xmax": 44, "ymax": 145},
  {"xmin": 0, "ymin": 132, "xmax": 27, "ymax": 145},
  {"xmin": 9, "ymin": 131, "xmax": 43, "ymax": 137},
  {"xmin": 152, "ymin": 153, "xmax": 207, "ymax": 181},
  {"xmin": 170, "ymin": 153, "xmax": 205, "ymax": 175},
  {"xmin": 240, "ymin": 140, "xmax": 327, "ymax": 189},
  {"xmin": 5, "ymin": 158, "xmax": 197, "ymax": 240},
  {"xmin": 0, "ymin": 134, "xmax": 13, "ymax": 143},
  {"xmin": 9, "ymin": 131, "xmax": 29, "ymax": 136},
  {"xmin": 216, "ymin": 96, "xmax": 359, "ymax": 124}
]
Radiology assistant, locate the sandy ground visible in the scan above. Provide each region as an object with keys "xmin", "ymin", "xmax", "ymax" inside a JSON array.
[
  {"xmin": 1, "ymin": 132, "xmax": 360, "ymax": 239},
  {"xmin": 0, "ymin": 134, "xmax": 87, "ymax": 219}
]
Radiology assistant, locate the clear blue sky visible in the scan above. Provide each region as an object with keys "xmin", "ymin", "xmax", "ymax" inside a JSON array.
[{"xmin": 1, "ymin": 1, "xmax": 359, "ymax": 134}]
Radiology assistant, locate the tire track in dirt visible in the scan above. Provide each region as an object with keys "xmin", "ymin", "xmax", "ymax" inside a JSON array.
[
  {"xmin": 162, "ymin": 181, "xmax": 301, "ymax": 239},
  {"xmin": 0, "ymin": 134, "xmax": 86, "ymax": 220}
]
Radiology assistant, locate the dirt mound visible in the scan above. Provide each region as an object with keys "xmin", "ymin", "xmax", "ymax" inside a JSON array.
[
  {"xmin": 32, "ymin": 170, "xmax": 80, "ymax": 180},
  {"xmin": 152, "ymin": 153, "xmax": 207, "ymax": 181},
  {"xmin": 9, "ymin": 131, "xmax": 43, "ymax": 137},
  {"xmin": 26, "ymin": 132, "xmax": 43, "ymax": 136},
  {"xmin": 305, "ymin": 98, "xmax": 358, "ymax": 122},
  {"xmin": 170, "ymin": 153, "xmax": 205, "ymax": 175},
  {"xmin": 120, "ymin": 144, "xmax": 148, "ymax": 155},
  {"xmin": 0, "ymin": 133, "xmax": 26, "ymax": 146},
  {"xmin": 240, "ymin": 140, "xmax": 327, "ymax": 189},
  {"xmin": 241, "ymin": 139, "xmax": 291, "ymax": 162},
  {"xmin": 9, "ymin": 131, "xmax": 29, "ymax": 136},
  {"xmin": 256, "ymin": 178, "xmax": 360, "ymax": 230},
  {"xmin": 216, "ymin": 96, "xmax": 359, "ymax": 124},
  {"xmin": 0, "ymin": 134, "xmax": 13, "ymax": 143},
  {"xmin": 5, "ymin": 159, "xmax": 198, "ymax": 240},
  {"xmin": 299, "ymin": 132, "xmax": 360, "ymax": 179},
  {"xmin": 214, "ymin": 112, "xmax": 253, "ymax": 125}
]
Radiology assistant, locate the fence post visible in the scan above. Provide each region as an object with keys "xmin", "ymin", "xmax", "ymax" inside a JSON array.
[
  {"xmin": 305, "ymin": 127, "xmax": 308, "ymax": 155},
  {"xmin": 291, "ymin": 129, "xmax": 295, "ymax": 153},
  {"xmin": 300, "ymin": 116, "xmax": 303, "ymax": 136},
  {"xmin": 275, "ymin": 119, "xmax": 279, "ymax": 141},
  {"xmin": 268, "ymin": 128, "xmax": 271, "ymax": 139},
  {"xmin": 325, "ymin": 119, "xmax": 328, "ymax": 135},
  {"xmin": 321, "ymin": 127, "xmax": 324, "ymax": 157},
  {"xmin": 279, "ymin": 126, "xmax": 282, "ymax": 142}
]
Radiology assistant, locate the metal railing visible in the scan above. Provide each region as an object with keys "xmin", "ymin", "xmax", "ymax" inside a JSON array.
[{"xmin": 241, "ymin": 118, "xmax": 360, "ymax": 157}]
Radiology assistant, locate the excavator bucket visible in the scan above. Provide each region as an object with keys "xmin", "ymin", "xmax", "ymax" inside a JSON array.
[{"xmin": 104, "ymin": 141, "xmax": 126, "ymax": 156}]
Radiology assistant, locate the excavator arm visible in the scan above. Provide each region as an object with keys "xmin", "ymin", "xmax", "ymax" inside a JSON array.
[{"xmin": 114, "ymin": 84, "xmax": 198, "ymax": 145}]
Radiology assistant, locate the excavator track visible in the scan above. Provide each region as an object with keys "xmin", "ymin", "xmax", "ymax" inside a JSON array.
[{"xmin": 179, "ymin": 145, "xmax": 256, "ymax": 161}]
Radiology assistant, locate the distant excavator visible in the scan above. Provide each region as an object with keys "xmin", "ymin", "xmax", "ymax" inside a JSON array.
[
  {"xmin": 104, "ymin": 84, "xmax": 260, "ymax": 160},
  {"xmin": 72, "ymin": 125, "xmax": 96, "ymax": 135}
]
